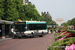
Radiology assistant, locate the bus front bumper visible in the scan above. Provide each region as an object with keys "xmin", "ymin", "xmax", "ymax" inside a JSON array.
[{"xmin": 14, "ymin": 33, "xmax": 27, "ymax": 37}]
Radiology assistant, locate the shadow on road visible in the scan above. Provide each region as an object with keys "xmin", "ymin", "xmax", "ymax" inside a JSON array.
[{"xmin": 13, "ymin": 36, "xmax": 44, "ymax": 39}]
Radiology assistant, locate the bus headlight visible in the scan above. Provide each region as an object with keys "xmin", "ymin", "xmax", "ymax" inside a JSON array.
[
  {"xmin": 24, "ymin": 32, "xmax": 28, "ymax": 35},
  {"xmin": 13, "ymin": 32, "xmax": 16, "ymax": 34}
]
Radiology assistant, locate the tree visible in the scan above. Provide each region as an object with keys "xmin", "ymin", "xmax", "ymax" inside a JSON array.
[
  {"xmin": 19, "ymin": 3, "xmax": 40, "ymax": 21},
  {"xmin": 41, "ymin": 12, "xmax": 52, "ymax": 20},
  {"xmin": 45, "ymin": 12, "xmax": 52, "ymax": 20},
  {"xmin": 66, "ymin": 20, "xmax": 72, "ymax": 25},
  {"xmin": 5, "ymin": 0, "xmax": 20, "ymax": 21},
  {"xmin": 41, "ymin": 12, "xmax": 53, "ymax": 25},
  {"xmin": 0, "ymin": 0, "xmax": 56, "ymax": 23},
  {"xmin": 0, "ymin": 0, "xmax": 23, "ymax": 21},
  {"xmin": 63, "ymin": 23, "xmax": 68, "ymax": 30},
  {"xmin": 61, "ymin": 22, "xmax": 68, "ymax": 30},
  {"xmin": 66, "ymin": 17, "xmax": 75, "ymax": 26},
  {"xmin": 0, "ymin": 0, "xmax": 5, "ymax": 19},
  {"xmin": 15, "ymin": 0, "xmax": 24, "ymax": 20},
  {"xmin": 71, "ymin": 18, "xmax": 75, "ymax": 26},
  {"xmin": 61, "ymin": 22, "xmax": 65, "ymax": 26}
]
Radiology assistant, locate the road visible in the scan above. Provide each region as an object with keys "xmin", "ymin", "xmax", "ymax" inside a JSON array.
[{"xmin": 0, "ymin": 34, "xmax": 54, "ymax": 50}]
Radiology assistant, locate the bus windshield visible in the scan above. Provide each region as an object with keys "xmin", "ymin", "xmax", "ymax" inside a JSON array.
[{"xmin": 14, "ymin": 25, "xmax": 26, "ymax": 32}]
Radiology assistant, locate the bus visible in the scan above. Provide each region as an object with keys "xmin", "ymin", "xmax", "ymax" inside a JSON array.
[{"xmin": 13, "ymin": 21, "xmax": 48, "ymax": 38}]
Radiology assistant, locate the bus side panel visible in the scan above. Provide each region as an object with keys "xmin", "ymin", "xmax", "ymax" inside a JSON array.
[
  {"xmin": 24, "ymin": 30, "xmax": 34, "ymax": 36},
  {"xmin": 38, "ymin": 30, "xmax": 48, "ymax": 35}
]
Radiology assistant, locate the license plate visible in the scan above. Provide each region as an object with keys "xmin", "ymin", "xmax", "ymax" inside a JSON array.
[{"xmin": 21, "ymin": 32, "xmax": 23, "ymax": 33}]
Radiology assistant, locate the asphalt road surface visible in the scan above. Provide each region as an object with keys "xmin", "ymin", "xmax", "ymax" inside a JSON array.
[{"xmin": 0, "ymin": 34, "xmax": 54, "ymax": 50}]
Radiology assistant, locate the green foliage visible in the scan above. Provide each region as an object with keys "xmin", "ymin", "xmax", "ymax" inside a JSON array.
[
  {"xmin": 0, "ymin": 0, "xmax": 56, "ymax": 24},
  {"xmin": 18, "ymin": 3, "xmax": 40, "ymax": 21},
  {"xmin": 0, "ymin": 0, "xmax": 5, "ymax": 19},
  {"xmin": 71, "ymin": 18, "xmax": 75, "ymax": 26},
  {"xmin": 0, "ymin": 0, "xmax": 20, "ymax": 21},
  {"xmin": 67, "ymin": 30, "xmax": 75, "ymax": 34},
  {"xmin": 0, "ymin": 0, "xmax": 41, "ymax": 21},
  {"xmin": 41, "ymin": 12, "xmax": 52, "ymax": 20},
  {"xmin": 4, "ymin": 21, "xmax": 7, "ymax": 24},
  {"xmin": 40, "ymin": 16, "xmax": 46, "ymax": 20},
  {"xmin": 61, "ymin": 23, "xmax": 68, "ymax": 30},
  {"xmin": 54, "ymin": 33, "xmax": 61, "ymax": 36},
  {"xmin": 64, "ymin": 17, "xmax": 75, "ymax": 26},
  {"xmin": 48, "ymin": 37, "xmax": 75, "ymax": 50},
  {"xmin": 55, "ymin": 33, "xmax": 70, "ymax": 41},
  {"xmin": 66, "ymin": 20, "xmax": 72, "ymax": 25},
  {"xmin": 41, "ymin": 12, "xmax": 56, "ymax": 25},
  {"xmin": 48, "ymin": 30, "xmax": 75, "ymax": 50}
]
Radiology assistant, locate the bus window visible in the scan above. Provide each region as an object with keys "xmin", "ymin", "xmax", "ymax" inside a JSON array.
[{"xmin": 27, "ymin": 24, "xmax": 46, "ymax": 30}]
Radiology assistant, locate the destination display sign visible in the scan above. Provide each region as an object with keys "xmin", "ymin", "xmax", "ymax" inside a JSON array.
[{"xmin": 14, "ymin": 22, "xmax": 25, "ymax": 24}]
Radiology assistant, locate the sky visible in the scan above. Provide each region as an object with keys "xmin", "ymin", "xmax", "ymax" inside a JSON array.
[{"xmin": 29, "ymin": 0, "xmax": 75, "ymax": 24}]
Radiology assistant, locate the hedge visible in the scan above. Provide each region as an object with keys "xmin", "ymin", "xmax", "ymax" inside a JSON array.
[
  {"xmin": 67, "ymin": 30, "xmax": 75, "ymax": 34},
  {"xmin": 48, "ymin": 37, "xmax": 75, "ymax": 50},
  {"xmin": 55, "ymin": 33, "xmax": 70, "ymax": 41},
  {"xmin": 48, "ymin": 30, "xmax": 75, "ymax": 50}
]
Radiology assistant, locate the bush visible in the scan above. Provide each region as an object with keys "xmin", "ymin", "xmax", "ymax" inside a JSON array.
[
  {"xmin": 54, "ymin": 33, "xmax": 61, "ymax": 36},
  {"xmin": 55, "ymin": 33, "xmax": 70, "ymax": 41},
  {"xmin": 61, "ymin": 30, "xmax": 65, "ymax": 32},
  {"xmin": 48, "ymin": 37, "xmax": 75, "ymax": 50},
  {"xmin": 67, "ymin": 30, "xmax": 75, "ymax": 34}
]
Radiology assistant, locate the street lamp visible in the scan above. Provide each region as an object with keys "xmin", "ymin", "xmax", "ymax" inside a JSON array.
[{"xmin": 51, "ymin": 21, "xmax": 55, "ymax": 34}]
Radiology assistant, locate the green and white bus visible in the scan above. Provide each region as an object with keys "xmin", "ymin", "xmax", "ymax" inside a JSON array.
[{"xmin": 13, "ymin": 21, "xmax": 48, "ymax": 38}]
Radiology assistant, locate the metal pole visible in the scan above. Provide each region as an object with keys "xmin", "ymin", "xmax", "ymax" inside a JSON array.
[
  {"xmin": 52, "ymin": 25, "xmax": 53, "ymax": 34},
  {"xmin": 2, "ymin": 24, "xmax": 5, "ymax": 39},
  {"xmin": 9, "ymin": 24, "xmax": 11, "ymax": 36}
]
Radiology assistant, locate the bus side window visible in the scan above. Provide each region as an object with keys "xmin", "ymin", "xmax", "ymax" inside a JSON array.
[{"xmin": 27, "ymin": 24, "xmax": 29, "ymax": 30}]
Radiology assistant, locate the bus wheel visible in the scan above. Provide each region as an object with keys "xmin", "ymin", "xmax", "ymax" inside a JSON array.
[
  {"xmin": 39, "ymin": 32, "xmax": 43, "ymax": 37},
  {"xmin": 13, "ymin": 37, "xmax": 15, "ymax": 39},
  {"xmin": 13, "ymin": 36, "xmax": 16, "ymax": 39},
  {"xmin": 18, "ymin": 37, "xmax": 21, "ymax": 39},
  {"xmin": 31, "ymin": 33, "xmax": 34, "ymax": 38}
]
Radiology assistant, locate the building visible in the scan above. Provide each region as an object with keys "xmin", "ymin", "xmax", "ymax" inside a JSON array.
[{"xmin": 23, "ymin": 0, "xmax": 31, "ymax": 5}]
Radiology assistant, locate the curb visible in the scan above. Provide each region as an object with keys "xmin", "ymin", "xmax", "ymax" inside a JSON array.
[{"xmin": 0, "ymin": 38, "xmax": 12, "ymax": 42}]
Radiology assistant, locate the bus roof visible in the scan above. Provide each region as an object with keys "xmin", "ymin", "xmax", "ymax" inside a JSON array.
[
  {"xmin": 26, "ymin": 21, "xmax": 46, "ymax": 24},
  {"xmin": 14, "ymin": 21, "xmax": 47, "ymax": 24}
]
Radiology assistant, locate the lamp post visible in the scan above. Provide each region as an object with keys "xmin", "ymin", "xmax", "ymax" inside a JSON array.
[
  {"xmin": 51, "ymin": 21, "xmax": 55, "ymax": 34},
  {"xmin": 51, "ymin": 22, "xmax": 53, "ymax": 34}
]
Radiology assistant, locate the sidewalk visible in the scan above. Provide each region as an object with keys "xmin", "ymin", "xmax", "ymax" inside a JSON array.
[{"xmin": 0, "ymin": 38, "xmax": 12, "ymax": 42}]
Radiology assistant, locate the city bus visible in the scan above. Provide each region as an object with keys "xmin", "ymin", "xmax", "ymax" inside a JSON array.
[{"xmin": 13, "ymin": 21, "xmax": 48, "ymax": 38}]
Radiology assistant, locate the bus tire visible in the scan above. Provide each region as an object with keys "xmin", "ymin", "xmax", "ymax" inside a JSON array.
[
  {"xmin": 18, "ymin": 37, "xmax": 21, "ymax": 39},
  {"xmin": 39, "ymin": 32, "xmax": 43, "ymax": 37},
  {"xmin": 13, "ymin": 36, "xmax": 15, "ymax": 39},
  {"xmin": 13, "ymin": 36, "xmax": 18, "ymax": 39},
  {"xmin": 31, "ymin": 33, "xmax": 34, "ymax": 38}
]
